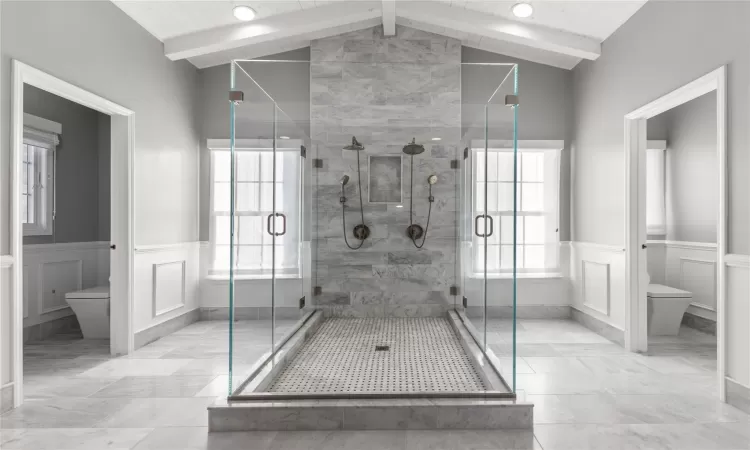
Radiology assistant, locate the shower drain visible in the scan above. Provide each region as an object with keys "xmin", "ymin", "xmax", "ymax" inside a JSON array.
[{"xmin": 266, "ymin": 317, "xmax": 487, "ymax": 393}]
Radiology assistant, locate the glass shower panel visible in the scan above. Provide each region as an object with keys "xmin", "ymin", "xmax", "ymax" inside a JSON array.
[
  {"xmin": 227, "ymin": 61, "xmax": 277, "ymax": 394},
  {"xmin": 484, "ymin": 64, "xmax": 519, "ymax": 393},
  {"xmin": 272, "ymin": 105, "xmax": 309, "ymax": 349}
]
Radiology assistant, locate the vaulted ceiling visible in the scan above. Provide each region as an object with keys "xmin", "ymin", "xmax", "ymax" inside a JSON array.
[{"xmin": 112, "ymin": 0, "xmax": 646, "ymax": 69}]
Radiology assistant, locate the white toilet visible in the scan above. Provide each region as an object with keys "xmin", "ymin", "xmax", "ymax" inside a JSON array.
[
  {"xmin": 647, "ymin": 283, "xmax": 693, "ymax": 336},
  {"xmin": 65, "ymin": 286, "xmax": 110, "ymax": 339}
]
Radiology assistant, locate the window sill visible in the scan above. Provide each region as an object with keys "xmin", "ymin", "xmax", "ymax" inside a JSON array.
[{"xmin": 470, "ymin": 272, "xmax": 564, "ymax": 280}]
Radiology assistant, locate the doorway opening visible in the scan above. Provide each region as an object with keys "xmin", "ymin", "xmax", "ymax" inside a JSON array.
[
  {"xmin": 9, "ymin": 61, "xmax": 135, "ymax": 408},
  {"xmin": 624, "ymin": 66, "xmax": 726, "ymax": 400}
]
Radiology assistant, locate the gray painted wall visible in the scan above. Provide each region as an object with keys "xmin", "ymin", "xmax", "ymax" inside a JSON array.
[
  {"xmin": 1, "ymin": 0, "xmax": 200, "ymax": 252},
  {"xmin": 98, "ymin": 114, "xmax": 111, "ymax": 241},
  {"xmin": 663, "ymin": 92, "xmax": 717, "ymax": 243},
  {"xmin": 311, "ymin": 25, "xmax": 461, "ymax": 315},
  {"xmin": 198, "ymin": 48, "xmax": 311, "ymax": 241},
  {"xmin": 571, "ymin": 1, "xmax": 749, "ymax": 386},
  {"xmin": 462, "ymin": 47, "xmax": 572, "ymax": 241},
  {"xmin": 571, "ymin": 1, "xmax": 749, "ymax": 253},
  {"xmin": 22, "ymin": 85, "xmax": 109, "ymax": 245},
  {"xmin": 1, "ymin": 0, "xmax": 199, "ymax": 394}
]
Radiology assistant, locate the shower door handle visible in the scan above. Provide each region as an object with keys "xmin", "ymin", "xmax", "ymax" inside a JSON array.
[
  {"xmin": 276, "ymin": 213, "xmax": 287, "ymax": 236},
  {"xmin": 267, "ymin": 213, "xmax": 274, "ymax": 236},
  {"xmin": 267, "ymin": 213, "xmax": 287, "ymax": 236},
  {"xmin": 486, "ymin": 215, "xmax": 494, "ymax": 238},
  {"xmin": 475, "ymin": 214, "xmax": 487, "ymax": 238}
]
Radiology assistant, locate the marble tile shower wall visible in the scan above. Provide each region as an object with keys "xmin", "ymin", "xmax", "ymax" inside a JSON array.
[{"xmin": 310, "ymin": 25, "xmax": 462, "ymax": 317}]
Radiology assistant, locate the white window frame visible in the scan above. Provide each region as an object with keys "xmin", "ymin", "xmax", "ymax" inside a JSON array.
[
  {"xmin": 22, "ymin": 114, "xmax": 60, "ymax": 237},
  {"xmin": 470, "ymin": 140, "xmax": 563, "ymax": 277},
  {"xmin": 645, "ymin": 140, "xmax": 668, "ymax": 235},
  {"xmin": 207, "ymin": 138, "xmax": 303, "ymax": 280}
]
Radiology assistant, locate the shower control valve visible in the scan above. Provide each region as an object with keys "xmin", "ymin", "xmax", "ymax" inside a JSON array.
[
  {"xmin": 340, "ymin": 196, "xmax": 346, "ymax": 204},
  {"xmin": 428, "ymin": 196, "xmax": 435, "ymax": 203}
]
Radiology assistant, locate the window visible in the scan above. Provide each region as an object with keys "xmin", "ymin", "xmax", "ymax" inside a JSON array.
[
  {"xmin": 209, "ymin": 145, "xmax": 300, "ymax": 277},
  {"xmin": 22, "ymin": 129, "xmax": 57, "ymax": 237},
  {"xmin": 646, "ymin": 147, "xmax": 667, "ymax": 235},
  {"xmin": 473, "ymin": 148, "xmax": 560, "ymax": 274}
]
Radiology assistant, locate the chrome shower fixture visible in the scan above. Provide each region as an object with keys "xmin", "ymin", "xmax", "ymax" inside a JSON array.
[
  {"xmin": 402, "ymin": 138, "xmax": 425, "ymax": 156},
  {"xmin": 402, "ymin": 137, "xmax": 435, "ymax": 248},
  {"xmin": 343, "ymin": 136, "xmax": 365, "ymax": 151},
  {"xmin": 339, "ymin": 137, "xmax": 370, "ymax": 249}
]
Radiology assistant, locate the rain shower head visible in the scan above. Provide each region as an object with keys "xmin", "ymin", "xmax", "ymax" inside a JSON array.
[
  {"xmin": 402, "ymin": 138, "xmax": 425, "ymax": 155},
  {"xmin": 428, "ymin": 175, "xmax": 438, "ymax": 185},
  {"xmin": 343, "ymin": 136, "xmax": 365, "ymax": 151},
  {"xmin": 340, "ymin": 175, "xmax": 350, "ymax": 186}
]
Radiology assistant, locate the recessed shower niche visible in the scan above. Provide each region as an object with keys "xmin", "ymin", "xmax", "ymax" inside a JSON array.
[{"xmin": 368, "ymin": 154, "xmax": 403, "ymax": 203}]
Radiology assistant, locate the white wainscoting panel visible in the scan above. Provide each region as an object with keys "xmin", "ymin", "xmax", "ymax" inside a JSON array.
[
  {"xmin": 680, "ymin": 258, "xmax": 716, "ymax": 313},
  {"xmin": 40, "ymin": 260, "xmax": 82, "ymax": 314},
  {"xmin": 153, "ymin": 261, "xmax": 186, "ymax": 317},
  {"xmin": 725, "ymin": 255, "xmax": 750, "ymax": 386},
  {"xmin": 1, "ymin": 261, "xmax": 13, "ymax": 386},
  {"xmin": 647, "ymin": 241, "xmax": 718, "ymax": 321},
  {"xmin": 134, "ymin": 242, "xmax": 199, "ymax": 333},
  {"xmin": 582, "ymin": 260, "xmax": 610, "ymax": 316},
  {"xmin": 22, "ymin": 242, "xmax": 109, "ymax": 329},
  {"xmin": 570, "ymin": 242, "xmax": 627, "ymax": 329}
]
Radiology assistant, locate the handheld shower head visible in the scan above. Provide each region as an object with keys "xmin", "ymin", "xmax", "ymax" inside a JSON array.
[{"xmin": 340, "ymin": 175, "xmax": 350, "ymax": 186}]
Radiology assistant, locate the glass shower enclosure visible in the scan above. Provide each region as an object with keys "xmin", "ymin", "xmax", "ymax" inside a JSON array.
[{"xmin": 222, "ymin": 59, "xmax": 519, "ymax": 399}]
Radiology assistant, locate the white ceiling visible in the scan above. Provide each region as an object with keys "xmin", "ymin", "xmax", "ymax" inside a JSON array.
[
  {"xmin": 440, "ymin": 0, "xmax": 646, "ymax": 41},
  {"xmin": 112, "ymin": 0, "xmax": 647, "ymax": 69}
]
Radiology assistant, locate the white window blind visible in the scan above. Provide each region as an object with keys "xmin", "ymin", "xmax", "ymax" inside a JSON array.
[
  {"xmin": 22, "ymin": 127, "xmax": 57, "ymax": 237},
  {"xmin": 646, "ymin": 148, "xmax": 667, "ymax": 235},
  {"xmin": 209, "ymin": 148, "xmax": 300, "ymax": 277},
  {"xmin": 473, "ymin": 148, "xmax": 560, "ymax": 274}
]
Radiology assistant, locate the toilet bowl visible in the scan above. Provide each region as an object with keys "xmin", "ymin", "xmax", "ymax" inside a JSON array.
[
  {"xmin": 65, "ymin": 286, "xmax": 110, "ymax": 339},
  {"xmin": 647, "ymin": 284, "xmax": 692, "ymax": 336}
]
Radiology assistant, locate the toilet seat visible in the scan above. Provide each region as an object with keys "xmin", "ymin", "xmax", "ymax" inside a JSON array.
[
  {"xmin": 65, "ymin": 286, "xmax": 110, "ymax": 300},
  {"xmin": 647, "ymin": 284, "xmax": 691, "ymax": 299}
]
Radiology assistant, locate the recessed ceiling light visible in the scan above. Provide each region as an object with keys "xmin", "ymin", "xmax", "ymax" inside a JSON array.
[
  {"xmin": 279, "ymin": 136, "xmax": 290, "ymax": 140},
  {"xmin": 395, "ymin": 205, "xmax": 404, "ymax": 208},
  {"xmin": 233, "ymin": 5, "xmax": 256, "ymax": 21},
  {"xmin": 431, "ymin": 137, "xmax": 442, "ymax": 141},
  {"xmin": 511, "ymin": 2, "xmax": 533, "ymax": 18}
]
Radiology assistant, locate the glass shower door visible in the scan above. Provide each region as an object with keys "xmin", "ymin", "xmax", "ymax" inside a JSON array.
[
  {"xmin": 227, "ymin": 61, "xmax": 280, "ymax": 394},
  {"xmin": 485, "ymin": 64, "xmax": 519, "ymax": 393}
]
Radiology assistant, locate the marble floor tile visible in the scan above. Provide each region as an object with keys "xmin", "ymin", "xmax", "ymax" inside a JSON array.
[
  {"xmin": 632, "ymin": 355, "xmax": 713, "ymax": 374},
  {"xmin": 405, "ymin": 430, "xmax": 541, "ymax": 449},
  {"xmin": 6, "ymin": 318, "xmax": 747, "ymax": 450},
  {"xmin": 21, "ymin": 376, "xmax": 120, "ymax": 399},
  {"xmin": 78, "ymin": 359, "xmax": 194, "ymax": 378},
  {"xmin": 193, "ymin": 376, "xmax": 237, "ymax": 397},
  {"xmin": 0, "ymin": 397, "xmax": 132, "ymax": 428},
  {"xmin": 97, "ymin": 397, "xmax": 216, "ymax": 428},
  {"xmin": 132, "ymin": 427, "xmax": 276, "ymax": 450},
  {"xmin": 90, "ymin": 376, "xmax": 216, "ymax": 398},
  {"xmin": 535, "ymin": 422, "xmax": 750, "ymax": 450},
  {"xmin": 0, "ymin": 427, "xmax": 152, "ymax": 450}
]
